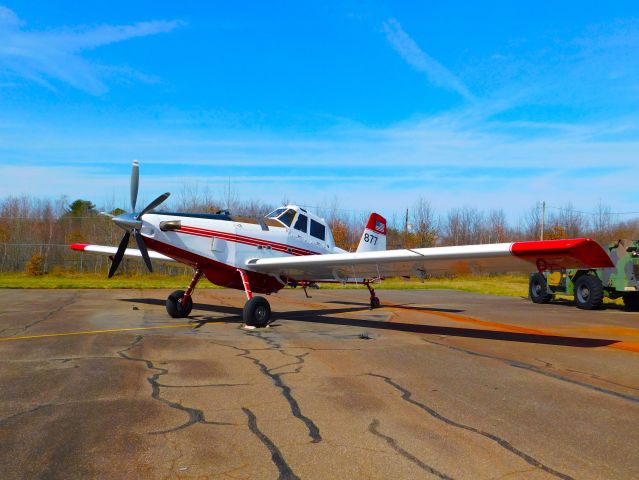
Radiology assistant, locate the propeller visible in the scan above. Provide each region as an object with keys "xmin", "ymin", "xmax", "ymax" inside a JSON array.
[{"xmin": 108, "ymin": 161, "xmax": 170, "ymax": 278}]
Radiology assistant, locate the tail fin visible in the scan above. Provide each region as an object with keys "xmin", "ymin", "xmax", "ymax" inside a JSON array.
[{"xmin": 356, "ymin": 213, "xmax": 387, "ymax": 252}]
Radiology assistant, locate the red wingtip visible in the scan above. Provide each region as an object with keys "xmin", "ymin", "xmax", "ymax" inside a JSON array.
[
  {"xmin": 70, "ymin": 243, "xmax": 89, "ymax": 251},
  {"xmin": 511, "ymin": 238, "xmax": 614, "ymax": 270},
  {"xmin": 366, "ymin": 213, "xmax": 387, "ymax": 235}
]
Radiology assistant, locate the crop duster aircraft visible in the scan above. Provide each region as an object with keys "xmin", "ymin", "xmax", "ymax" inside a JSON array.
[{"xmin": 71, "ymin": 162, "xmax": 613, "ymax": 327}]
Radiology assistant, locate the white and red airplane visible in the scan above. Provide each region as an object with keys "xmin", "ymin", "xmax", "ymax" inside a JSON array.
[{"xmin": 71, "ymin": 161, "xmax": 613, "ymax": 327}]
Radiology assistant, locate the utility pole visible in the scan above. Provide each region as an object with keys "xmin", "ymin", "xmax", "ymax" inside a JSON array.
[
  {"xmin": 540, "ymin": 201, "xmax": 546, "ymax": 240},
  {"xmin": 404, "ymin": 208, "xmax": 409, "ymax": 247}
]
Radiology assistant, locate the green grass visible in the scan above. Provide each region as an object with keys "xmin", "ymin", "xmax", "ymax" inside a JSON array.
[
  {"xmin": 0, "ymin": 272, "xmax": 530, "ymax": 296},
  {"xmin": 0, "ymin": 272, "xmax": 221, "ymax": 289},
  {"xmin": 332, "ymin": 275, "xmax": 530, "ymax": 297}
]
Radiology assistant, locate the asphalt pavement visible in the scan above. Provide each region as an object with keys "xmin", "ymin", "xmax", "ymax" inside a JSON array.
[{"xmin": 1, "ymin": 288, "xmax": 638, "ymax": 479}]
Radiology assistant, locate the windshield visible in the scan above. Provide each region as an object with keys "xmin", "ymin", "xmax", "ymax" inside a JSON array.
[{"xmin": 266, "ymin": 208, "xmax": 287, "ymax": 219}]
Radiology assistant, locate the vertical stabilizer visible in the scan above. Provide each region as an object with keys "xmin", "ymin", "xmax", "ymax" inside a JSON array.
[{"xmin": 356, "ymin": 213, "xmax": 387, "ymax": 252}]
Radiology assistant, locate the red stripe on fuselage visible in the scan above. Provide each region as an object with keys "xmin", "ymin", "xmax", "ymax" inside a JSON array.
[
  {"xmin": 175, "ymin": 225, "xmax": 321, "ymax": 257},
  {"xmin": 143, "ymin": 236, "xmax": 285, "ymax": 294}
]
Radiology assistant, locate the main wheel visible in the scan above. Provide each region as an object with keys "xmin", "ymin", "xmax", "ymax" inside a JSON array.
[
  {"xmin": 529, "ymin": 272, "xmax": 552, "ymax": 304},
  {"xmin": 574, "ymin": 275, "xmax": 604, "ymax": 310},
  {"xmin": 623, "ymin": 293, "xmax": 639, "ymax": 311},
  {"xmin": 243, "ymin": 296, "xmax": 271, "ymax": 327},
  {"xmin": 166, "ymin": 290, "xmax": 193, "ymax": 318},
  {"xmin": 370, "ymin": 296, "xmax": 381, "ymax": 309}
]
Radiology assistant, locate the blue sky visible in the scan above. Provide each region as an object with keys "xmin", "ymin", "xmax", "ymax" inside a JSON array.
[{"xmin": 1, "ymin": 1, "xmax": 638, "ymax": 219}]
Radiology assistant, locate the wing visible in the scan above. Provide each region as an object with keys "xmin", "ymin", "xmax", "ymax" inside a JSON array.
[
  {"xmin": 245, "ymin": 238, "xmax": 613, "ymax": 281},
  {"xmin": 70, "ymin": 243, "xmax": 177, "ymax": 264}
]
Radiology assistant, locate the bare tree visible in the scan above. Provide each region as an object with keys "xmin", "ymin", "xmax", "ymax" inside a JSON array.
[
  {"xmin": 556, "ymin": 203, "xmax": 586, "ymax": 238},
  {"xmin": 411, "ymin": 197, "xmax": 438, "ymax": 247}
]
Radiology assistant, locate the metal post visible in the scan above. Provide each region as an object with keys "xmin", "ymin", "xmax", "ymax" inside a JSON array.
[
  {"xmin": 404, "ymin": 208, "xmax": 409, "ymax": 247},
  {"xmin": 540, "ymin": 201, "xmax": 546, "ymax": 241}
]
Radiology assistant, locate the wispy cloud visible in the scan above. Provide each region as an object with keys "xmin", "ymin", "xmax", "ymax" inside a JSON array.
[
  {"xmin": 2, "ymin": 100, "xmax": 638, "ymax": 218},
  {"xmin": 0, "ymin": 6, "xmax": 183, "ymax": 94},
  {"xmin": 382, "ymin": 18, "xmax": 474, "ymax": 100}
]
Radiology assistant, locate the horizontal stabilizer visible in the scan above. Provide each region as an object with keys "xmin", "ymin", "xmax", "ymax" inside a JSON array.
[{"xmin": 70, "ymin": 243, "xmax": 176, "ymax": 264}]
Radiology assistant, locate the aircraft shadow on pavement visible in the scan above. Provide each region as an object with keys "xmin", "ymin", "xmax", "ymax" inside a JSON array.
[
  {"xmin": 121, "ymin": 298, "xmax": 618, "ymax": 348},
  {"xmin": 289, "ymin": 315, "xmax": 618, "ymax": 348},
  {"xmin": 325, "ymin": 300, "xmax": 465, "ymax": 314}
]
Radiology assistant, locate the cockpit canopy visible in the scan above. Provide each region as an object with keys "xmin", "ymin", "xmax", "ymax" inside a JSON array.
[{"xmin": 266, "ymin": 205, "xmax": 331, "ymax": 245}]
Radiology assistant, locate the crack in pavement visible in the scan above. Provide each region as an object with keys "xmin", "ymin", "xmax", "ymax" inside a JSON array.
[
  {"xmin": 156, "ymin": 382, "xmax": 248, "ymax": 388},
  {"xmin": 243, "ymin": 332, "xmax": 321, "ymax": 443},
  {"xmin": 367, "ymin": 373, "xmax": 574, "ymax": 480},
  {"xmin": 564, "ymin": 368, "xmax": 639, "ymax": 392},
  {"xmin": 242, "ymin": 407, "xmax": 300, "ymax": 480},
  {"xmin": 117, "ymin": 335, "xmax": 235, "ymax": 435},
  {"xmin": 368, "ymin": 419, "xmax": 454, "ymax": 479},
  {"xmin": 211, "ymin": 338, "xmax": 322, "ymax": 444},
  {"xmin": 0, "ymin": 404, "xmax": 53, "ymax": 427},
  {"xmin": 423, "ymin": 339, "xmax": 639, "ymax": 404},
  {"xmin": 1, "ymin": 293, "xmax": 79, "ymax": 337}
]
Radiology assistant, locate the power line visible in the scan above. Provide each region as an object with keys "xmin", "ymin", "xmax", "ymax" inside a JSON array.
[{"xmin": 544, "ymin": 205, "xmax": 639, "ymax": 216}]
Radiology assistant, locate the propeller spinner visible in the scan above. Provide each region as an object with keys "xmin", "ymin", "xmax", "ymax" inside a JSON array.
[{"xmin": 108, "ymin": 161, "xmax": 170, "ymax": 278}]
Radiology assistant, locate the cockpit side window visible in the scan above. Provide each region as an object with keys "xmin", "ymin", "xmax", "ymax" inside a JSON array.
[
  {"xmin": 310, "ymin": 219, "xmax": 325, "ymax": 240},
  {"xmin": 278, "ymin": 209, "xmax": 296, "ymax": 227},
  {"xmin": 294, "ymin": 214, "xmax": 308, "ymax": 233}
]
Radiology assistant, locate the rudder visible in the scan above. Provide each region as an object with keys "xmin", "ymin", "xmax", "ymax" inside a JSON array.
[{"xmin": 356, "ymin": 213, "xmax": 387, "ymax": 252}]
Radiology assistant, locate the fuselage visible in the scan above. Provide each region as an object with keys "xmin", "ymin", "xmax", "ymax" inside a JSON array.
[{"xmin": 138, "ymin": 206, "xmax": 342, "ymax": 294}]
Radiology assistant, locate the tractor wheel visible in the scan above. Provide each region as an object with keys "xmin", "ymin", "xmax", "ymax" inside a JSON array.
[
  {"xmin": 243, "ymin": 296, "xmax": 271, "ymax": 327},
  {"xmin": 574, "ymin": 275, "xmax": 604, "ymax": 310},
  {"xmin": 529, "ymin": 273, "xmax": 552, "ymax": 304},
  {"xmin": 166, "ymin": 290, "xmax": 193, "ymax": 318},
  {"xmin": 623, "ymin": 293, "xmax": 639, "ymax": 312}
]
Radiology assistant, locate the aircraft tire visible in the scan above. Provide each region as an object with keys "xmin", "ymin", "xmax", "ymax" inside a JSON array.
[
  {"xmin": 370, "ymin": 297, "xmax": 380, "ymax": 309},
  {"xmin": 574, "ymin": 275, "xmax": 604, "ymax": 310},
  {"xmin": 243, "ymin": 296, "xmax": 271, "ymax": 327},
  {"xmin": 166, "ymin": 290, "xmax": 193, "ymax": 318},
  {"xmin": 529, "ymin": 272, "xmax": 552, "ymax": 304}
]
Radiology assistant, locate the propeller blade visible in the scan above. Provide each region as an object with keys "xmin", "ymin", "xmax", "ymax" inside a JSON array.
[
  {"xmin": 99, "ymin": 211, "xmax": 114, "ymax": 218},
  {"xmin": 137, "ymin": 192, "xmax": 170, "ymax": 219},
  {"xmin": 134, "ymin": 230, "xmax": 153, "ymax": 273},
  {"xmin": 108, "ymin": 231, "xmax": 131, "ymax": 278},
  {"xmin": 131, "ymin": 160, "xmax": 139, "ymax": 212}
]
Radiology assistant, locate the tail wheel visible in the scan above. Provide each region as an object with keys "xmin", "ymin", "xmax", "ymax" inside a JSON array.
[
  {"xmin": 623, "ymin": 293, "xmax": 639, "ymax": 311},
  {"xmin": 529, "ymin": 272, "xmax": 552, "ymax": 304},
  {"xmin": 574, "ymin": 275, "xmax": 604, "ymax": 310},
  {"xmin": 166, "ymin": 290, "xmax": 193, "ymax": 318},
  {"xmin": 243, "ymin": 296, "xmax": 271, "ymax": 327}
]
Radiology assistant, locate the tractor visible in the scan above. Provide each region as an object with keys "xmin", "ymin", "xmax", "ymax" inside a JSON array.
[{"xmin": 529, "ymin": 239, "xmax": 639, "ymax": 310}]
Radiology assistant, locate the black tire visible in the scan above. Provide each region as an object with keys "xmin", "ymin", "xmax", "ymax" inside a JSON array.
[
  {"xmin": 529, "ymin": 272, "xmax": 552, "ymax": 304},
  {"xmin": 243, "ymin": 296, "xmax": 271, "ymax": 327},
  {"xmin": 574, "ymin": 275, "xmax": 604, "ymax": 310},
  {"xmin": 623, "ymin": 293, "xmax": 639, "ymax": 312},
  {"xmin": 166, "ymin": 290, "xmax": 193, "ymax": 318},
  {"xmin": 370, "ymin": 296, "xmax": 381, "ymax": 309}
]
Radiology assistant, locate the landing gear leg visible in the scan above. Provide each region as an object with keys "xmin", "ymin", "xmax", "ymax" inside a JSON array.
[
  {"xmin": 237, "ymin": 269, "xmax": 271, "ymax": 327},
  {"xmin": 365, "ymin": 281, "xmax": 380, "ymax": 309},
  {"xmin": 166, "ymin": 268, "xmax": 202, "ymax": 318}
]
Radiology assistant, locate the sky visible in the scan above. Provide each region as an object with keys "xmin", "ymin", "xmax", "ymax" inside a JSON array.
[{"xmin": 1, "ymin": 1, "xmax": 639, "ymax": 220}]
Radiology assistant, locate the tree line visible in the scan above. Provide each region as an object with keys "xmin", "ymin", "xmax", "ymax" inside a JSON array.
[{"xmin": 1, "ymin": 193, "xmax": 637, "ymax": 275}]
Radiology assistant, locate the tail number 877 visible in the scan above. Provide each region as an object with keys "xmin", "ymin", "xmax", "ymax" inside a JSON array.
[{"xmin": 364, "ymin": 233, "xmax": 378, "ymax": 245}]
